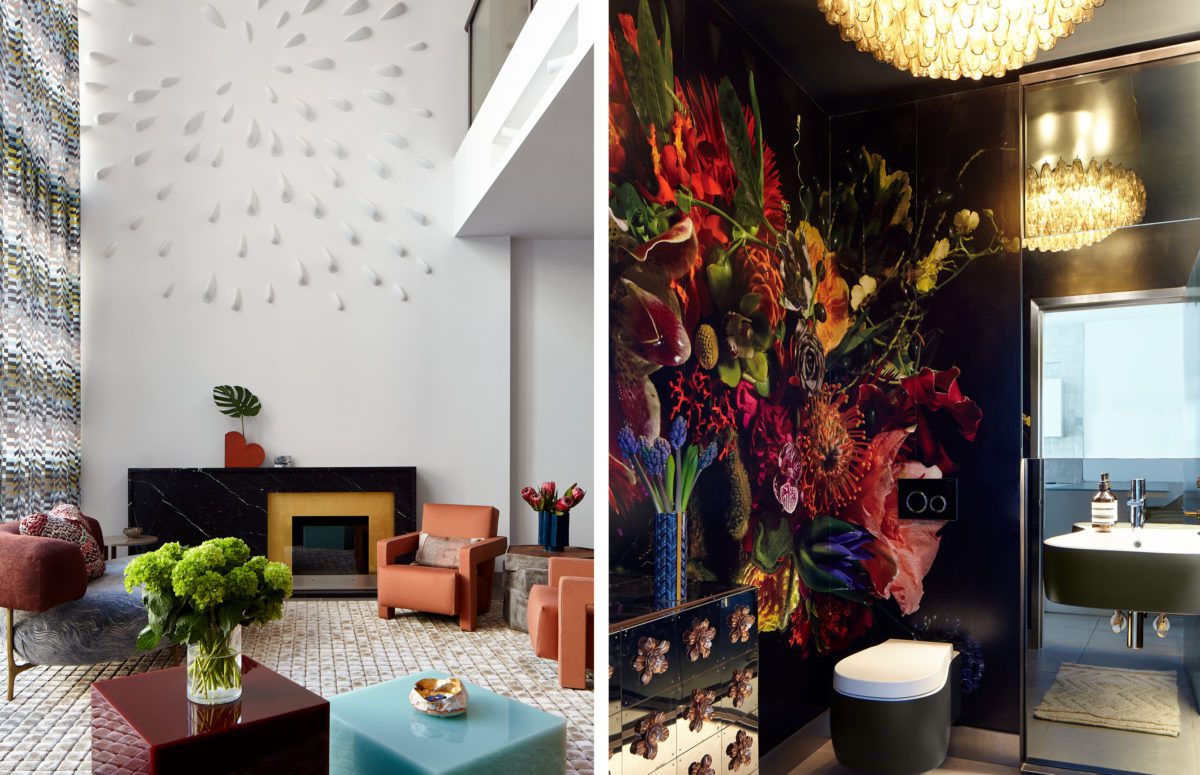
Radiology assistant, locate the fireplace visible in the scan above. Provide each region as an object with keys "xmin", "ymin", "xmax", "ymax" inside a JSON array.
[{"xmin": 291, "ymin": 516, "xmax": 369, "ymax": 577}]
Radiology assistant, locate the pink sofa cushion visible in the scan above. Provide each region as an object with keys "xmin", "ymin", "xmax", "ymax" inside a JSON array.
[{"xmin": 20, "ymin": 505, "xmax": 105, "ymax": 579}]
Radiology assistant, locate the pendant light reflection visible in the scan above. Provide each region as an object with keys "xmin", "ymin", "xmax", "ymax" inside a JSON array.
[
  {"xmin": 816, "ymin": 0, "xmax": 1106, "ymax": 80},
  {"xmin": 1024, "ymin": 158, "xmax": 1146, "ymax": 253}
]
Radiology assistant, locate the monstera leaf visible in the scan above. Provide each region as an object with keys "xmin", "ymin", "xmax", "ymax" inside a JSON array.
[{"xmin": 212, "ymin": 385, "xmax": 262, "ymax": 420}]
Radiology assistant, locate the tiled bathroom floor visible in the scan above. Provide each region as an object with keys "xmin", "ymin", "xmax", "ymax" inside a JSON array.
[{"xmin": 1026, "ymin": 612, "xmax": 1199, "ymax": 775}]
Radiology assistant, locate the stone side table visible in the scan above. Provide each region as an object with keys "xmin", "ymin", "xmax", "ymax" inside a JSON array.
[{"xmin": 503, "ymin": 545, "xmax": 594, "ymax": 632}]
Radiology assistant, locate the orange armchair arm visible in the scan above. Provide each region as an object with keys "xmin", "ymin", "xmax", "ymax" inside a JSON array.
[
  {"xmin": 377, "ymin": 532, "xmax": 420, "ymax": 568},
  {"xmin": 557, "ymin": 574, "xmax": 594, "ymax": 689},
  {"xmin": 549, "ymin": 557, "xmax": 593, "ymax": 587},
  {"xmin": 459, "ymin": 536, "xmax": 507, "ymax": 571}
]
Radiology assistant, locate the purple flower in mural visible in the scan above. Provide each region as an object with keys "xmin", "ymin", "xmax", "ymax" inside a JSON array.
[
  {"xmin": 640, "ymin": 437, "xmax": 672, "ymax": 477},
  {"xmin": 797, "ymin": 517, "xmax": 874, "ymax": 595},
  {"xmin": 618, "ymin": 424, "xmax": 639, "ymax": 462},
  {"xmin": 669, "ymin": 414, "xmax": 688, "ymax": 451},
  {"xmin": 772, "ymin": 441, "xmax": 802, "ymax": 514},
  {"xmin": 698, "ymin": 441, "xmax": 718, "ymax": 471}
]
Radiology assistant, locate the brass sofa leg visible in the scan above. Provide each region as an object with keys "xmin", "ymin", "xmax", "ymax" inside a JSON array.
[{"xmin": 6, "ymin": 608, "xmax": 35, "ymax": 701}]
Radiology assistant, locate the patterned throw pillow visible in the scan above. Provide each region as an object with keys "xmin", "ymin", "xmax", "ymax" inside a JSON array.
[
  {"xmin": 20, "ymin": 504, "xmax": 106, "ymax": 580},
  {"xmin": 414, "ymin": 535, "xmax": 482, "ymax": 569}
]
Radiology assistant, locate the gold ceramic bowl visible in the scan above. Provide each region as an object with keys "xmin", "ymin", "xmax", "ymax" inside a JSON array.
[{"xmin": 409, "ymin": 677, "xmax": 468, "ymax": 717}]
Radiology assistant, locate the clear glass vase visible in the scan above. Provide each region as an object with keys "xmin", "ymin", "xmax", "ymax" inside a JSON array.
[{"xmin": 186, "ymin": 626, "xmax": 242, "ymax": 705}]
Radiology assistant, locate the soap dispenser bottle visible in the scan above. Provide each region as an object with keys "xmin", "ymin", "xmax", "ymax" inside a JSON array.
[{"xmin": 1092, "ymin": 473, "xmax": 1118, "ymax": 532}]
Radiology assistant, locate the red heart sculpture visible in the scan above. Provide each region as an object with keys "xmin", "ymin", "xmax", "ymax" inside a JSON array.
[{"xmin": 224, "ymin": 431, "xmax": 265, "ymax": 468}]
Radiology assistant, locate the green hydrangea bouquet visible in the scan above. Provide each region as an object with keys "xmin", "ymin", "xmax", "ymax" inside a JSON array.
[{"xmin": 124, "ymin": 537, "xmax": 293, "ymax": 704}]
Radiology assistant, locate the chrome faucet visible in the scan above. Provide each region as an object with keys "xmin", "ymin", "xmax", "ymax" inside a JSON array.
[{"xmin": 1128, "ymin": 478, "xmax": 1147, "ymax": 529}]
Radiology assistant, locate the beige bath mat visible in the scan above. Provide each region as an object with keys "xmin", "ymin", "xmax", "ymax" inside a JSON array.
[{"xmin": 1034, "ymin": 662, "xmax": 1181, "ymax": 736}]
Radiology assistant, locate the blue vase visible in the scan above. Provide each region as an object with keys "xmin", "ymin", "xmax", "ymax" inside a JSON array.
[
  {"xmin": 654, "ymin": 511, "xmax": 688, "ymax": 607},
  {"xmin": 537, "ymin": 511, "xmax": 569, "ymax": 551}
]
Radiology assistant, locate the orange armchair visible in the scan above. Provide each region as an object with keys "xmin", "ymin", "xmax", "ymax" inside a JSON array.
[
  {"xmin": 528, "ymin": 557, "xmax": 594, "ymax": 689},
  {"xmin": 377, "ymin": 504, "xmax": 507, "ymax": 632}
]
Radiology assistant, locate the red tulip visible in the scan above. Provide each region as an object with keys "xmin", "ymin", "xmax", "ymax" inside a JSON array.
[
  {"xmin": 520, "ymin": 487, "xmax": 537, "ymax": 507},
  {"xmin": 554, "ymin": 497, "xmax": 572, "ymax": 513},
  {"xmin": 571, "ymin": 487, "xmax": 587, "ymax": 506},
  {"xmin": 540, "ymin": 481, "xmax": 557, "ymax": 498}
]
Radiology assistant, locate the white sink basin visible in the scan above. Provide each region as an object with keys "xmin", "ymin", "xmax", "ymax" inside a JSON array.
[{"xmin": 1044, "ymin": 527, "xmax": 1200, "ymax": 614}]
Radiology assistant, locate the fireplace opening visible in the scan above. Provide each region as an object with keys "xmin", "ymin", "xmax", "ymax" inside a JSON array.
[{"xmin": 290, "ymin": 516, "xmax": 369, "ymax": 576}]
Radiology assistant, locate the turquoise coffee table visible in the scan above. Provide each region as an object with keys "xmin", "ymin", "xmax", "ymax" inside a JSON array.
[{"xmin": 329, "ymin": 671, "xmax": 566, "ymax": 774}]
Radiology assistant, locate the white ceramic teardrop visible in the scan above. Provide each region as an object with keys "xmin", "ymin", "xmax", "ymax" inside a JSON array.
[
  {"xmin": 270, "ymin": 224, "xmax": 281, "ymax": 245},
  {"xmin": 308, "ymin": 192, "xmax": 325, "ymax": 219},
  {"xmin": 345, "ymin": 26, "xmax": 372, "ymax": 42},
  {"xmin": 343, "ymin": 0, "xmax": 368, "ymax": 15},
  {"xmin": 158, "ymin": 239, "xmax": 172, "ymax": 257},
  {"xmin": 209, "ymin": 202, "xmax": 221, "ymax": 223},
  {"xmin": 413, "ymin": 156, "xmax": 434, "ymax": 170},
  {"xmin": 84, "ymin": 82, "xmax": 107, "ymax": 93},
  {"xmin": 328, "ymin": 96, "xmax": 352, "ymax": 112},
  {"xmin": 129, "ymin": 212, "xmax": 146, "ymax": 231},
  {"xmin": 293, "ymin": 99, "xmax": 315, "ymax": 120},
  {"xmin": 156, "ymin": 182, "xmax": 173, "ymax": 200},
  {"xmin": 129, "ymin": 89, "xmax": 158, "ymax": 103},
  {"xmin": 238, "ymin": 236, "xmax": 248, "ymax": 257},
  {"xmin": 341, "ymin": 221, "xmax": 360, "ymax": 245},
  {"xmin": 96, "ymin": 111, "xmax": 119, "ymax": 125},
  {"xmin": 216, "ymin": 80, "xmax": 233, "ymax": 95},
  {"xmin": 285, "ymin": 33, "xmax": 306, "ymax": 48},
  {"xmin": 363, "ymin": 266, "xmax": 381, "ymax": 285},
  {"xmin": 265, "ymin": 282, "xmax": 276, "ymax": 303},
  {"xmin": 331, "ymin": 291, "xmax": 345, "ymax": 311},
  {"xmin": 414, "ymin": 256, "xmax": 432, "ymax": 274},
  {"xmin": 264, "ymin": 85, "xmax": 278, "ymax": 104},
  {"xmin": 202, "ymin": 274, "xmax": 218, "ymax": 303},
  {"xmin": 132, "ymin": 150, "xmax": 153, "ymax": 166},
  {"xmin": 324, "ymin": 137, "xmax": 346, "ymax": 158},
  {"xmin": 247, "ymin": 189, "xmax": 259, "ymax": 216},
  {"xmin": 270, "ymin": 131, "xmax": 283, "ymax": 156},
  {"xmin": 407, "ymin": 207, "xmax": 429, "ymax": 225},
  {"xmin": 279, "ymin": 174, "xmax": 293, "ymax": 203},
  {"xmin": 231, "ymin": 286, "xmax": 243, "ymax": 311},
  {"xmin": 277, "ymin": 12, "xmax": 290, "ymax": 28},
  {"xmin": 387, "ymin": 238, "xmax": 406, "ymax": 256},
  {"xmin": 161, "ymin": 281, "xmax": 174, "ymax": 299},
  {"xmin": 298, "ymin": 136, "xmax": 315, "ymax": 157},
  {"xmin": 391, "ymin": 282, "xmax": 408, "ymax": 301},
  {"xmin": 382, "ymin": 132, "xmax": 407, "ymax": 149},
  {"xmin": 367, "ymin": 155, "xmax": 390, "ymax": 179},
  {"xmin": 103, "ymin": 242, "xmax": 119, "ymax": 258},
  {"xmin": 411, "ymin": 107, "xmax": 432, "ymax": 118},
  {"xmin": 406, "ymin": 41, "xmax": 427, "ymax": 51},
  {"xmin": 380, "ymin": 2, "xmax": 406, "ymax": 20},
  {"xmin": 243, "ymin": 21, "xmax": 253, "ymax": 43},
  {"xmin": 307, "ymin": 58, "xmax": 335, "ymax": 70},
  {"xmin": 324, "ymin": 247, "xmax": 338, "ymax": 272},
  {"xmin": 326, "ymin": 166, "xmax": 343, "ymax": 188},
  {"xmin": 301, "ymin": 0, "xmax": 323, "ymax": 13},
  {"xmin": 364, "ymin": 89, "xmax": 393, "ymax": 105},
  {"xmin": 159, "ymin": 76, "xmax": 181, "ymax": 88},
  {"xmin": 129, "ymin": 33, "xmax": 154, "ymax": 46},
  {"xmin": 246, "ymin": 119, "xmax": 260, "ymax": 148},
  {"xmin": 361, "ymin": 198, "xmax": 382, "ymax": 221},
  {"xmin": 95, "ymin": 165, "xmax": 115, "ymax": 181},
  {"xmin": 201, "ymin": 4, "xmax": 225, "ymax": 29},
  {"xmin": 135, "ymin": 116, "xmax": 157, "ymax": 132},
  {"xmin": 184, "ymin": 143, "xmax": 201, "ymax": 163},
  {"xmin": 89, "ymin": 52, "xmax": 116, "ymax": 66},
  {"xmin": 184, "ymin": 111, "xmax": 204, "ymax": 135},
  {"xmin": 273, "ymin": 64, "xmax": 293, "ymax": 73},
  {"xmin": 296, "ymin": 258, "xmax": 310, "ymax": 286}
]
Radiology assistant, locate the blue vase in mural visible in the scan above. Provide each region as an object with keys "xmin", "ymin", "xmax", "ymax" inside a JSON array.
[
  {"xmin": 654, "ymin": 511, "xmax": 688, "ymax": 607},
  {"xmin": 537, "ymin": 511, "xmax": 570, "ymax": 551}
]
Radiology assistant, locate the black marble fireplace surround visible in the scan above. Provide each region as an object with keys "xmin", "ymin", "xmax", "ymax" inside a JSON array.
[{"xmin": 127, "ymin": 467, "xmax": 417, "ymax": 557}]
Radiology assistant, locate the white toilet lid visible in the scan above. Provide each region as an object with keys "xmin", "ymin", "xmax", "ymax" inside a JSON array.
[{"xmin": 833, "ymin": 639, "xmax": 956, "ymax": 701}]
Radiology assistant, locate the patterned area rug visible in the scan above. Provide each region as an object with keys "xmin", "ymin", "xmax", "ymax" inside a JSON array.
[
  {"xmin": 1034, "ymin": 662, "xmax": 1181, "ymax": 736},
  {"xmin": 0, "ymin": 599, "xmax": 594, "ymax": 773}
]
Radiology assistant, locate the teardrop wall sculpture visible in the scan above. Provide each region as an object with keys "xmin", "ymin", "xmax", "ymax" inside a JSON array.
[
  {"xmin": 391, "ymin": 282, "xmax": 408, "ymax": 301},
  {"xmin": 202, "ymin": 274, "xmax": 218, "ymax": 302},
  {"xmin": 216, "ymin": 80, "xmax": 233, "ymax": 95},
  {"xmin": 301, "ymin": 0, "xmax": 323, "ymax": 14},
  {"xmin": 363, "ymin": 89, "xmax": 392, "ymax": 105},
  {"xmin": 279, "ymin": 174, "xmax": 293, "ymax": 203},
  {"xmin": 132, "ymin": 149, "xmax": 153, "ymax": 166},
  {"xmin": 343, "ymin": 0, "xmax": 369, "ymax": 15},
  {"xmin": 324, "ymin": 247, "xmax": 339, "ymax": 272},
  {"xmin": 307, "ymin": 58, "xmax": 335, "ymax": 70},
  {"xmin": 184, "ymin": 143, "xmax": 201, "ymax": 163},
  {"xmin": 103, "ymin": 242, "xmax": 119, "ymax": 258},
  {"xmin": 363, "ymin": 266, "xmax": 381, "ymax": 285},
  {"xmin": 331, "ymin": 291, "xmax": 345, "ymax": 311},
  {"xmin": 237, "ymin": 236, "xmax": 249, "ymax": 257},
  {"xmin": 373, "ymin": 64, "xmax": 401, "ymax": 77},
  {"xmin": 135, "ymin": 116, "xmax": 157, "ymax": 132},
  {"xmin": 382, "ymin": 132, "xmax": 407, "ymax": 148},
  {"xmin": 361, "ymin": 198, "xmax": 382, "ymax": 221},
  {"xmin": 296, "ymin": 258, "xmax": 310, "ymax": 286},
  {"xmin": 284, "ymin": 33, "xmax": 306, "ymax": 48},
  {"xmin": 270, "ymin": 224, "xmax": 281, "ymax": 245},
  {"xmin": 380, "ymin": 2, "xmax": 406, "ymax": 20},
  {"xmin": 265, "ymin": 282, "xmax": 276, "ymax": 303},
  {"xmin": 183, "ymin": 111, "xmax": 204, "ymax": 134},
  {"xmin": 231, "ymin": 286, "xmax": 243, "ymax": 311},
  {"xmin": 129, "ymin": 34, "xmax": 154, "ymax": 46},
  {"xmin": 200, "ymin": 4, "xmax": 225, "ymax": 29},
  {"xmin": 406, "ymin": 41, "xmax": 427, "ymax": 51},
  {"xmin": 157, "ymin": 239, "xmax": 172, "ymax": 257},
  {"xmin": 209, "ymin": 202, "xmax": 221, "ymax": 223},
  {"xmin": 161, "ymin": 281, "xmax": 174, "ymax": 299},
  {"xmin": 345, "ymin": 27, "xmax": 372, "ymax": 42},
  {"xmin": 156, "ymin": 182, "xmax": 173, "ymax": 200},
  {"xmin": 159, "ymin": 76, "xmax": 181, "ymax": 87},
  {"xmin": 340, "ymin": 221, "xmax": 360, "ymax": 245}
]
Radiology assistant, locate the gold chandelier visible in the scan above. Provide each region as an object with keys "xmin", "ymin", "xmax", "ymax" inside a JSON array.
[
  {"xmin": 1024, "ymin": 158, "xmax": 1146, "ymax": 253},
  {"xmin": 816, "ymin": 0, "xmax": 1105, "ymax": 80}
]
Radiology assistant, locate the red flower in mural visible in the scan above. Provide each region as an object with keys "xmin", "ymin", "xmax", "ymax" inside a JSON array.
[
  {"xmin": 745, "ymin": 399, "xmax": 795, "ymax": 501},
  {"xmin": 817, "ymin": 593, "xmax": 874, "ymax": 653},
  {"xmin": 666, "ymin": 365, "xmax": 736, "ymax": 458},
  {"xmin": 797, "ymin": 386, "xmax": 868, "ymax": 516},
  {"xmin": 734, "ymin": 245, "xmax": 786, "ymax": 333},
  {"xmin": 842, "ymin": 430, "xmax": 943, "ymax": 614},
  {"xmin": 857, "ymin": 367, "xmax": 981, "ymax": 473}
]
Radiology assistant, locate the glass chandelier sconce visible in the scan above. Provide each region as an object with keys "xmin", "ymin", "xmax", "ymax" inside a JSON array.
[
  {"xmin": 816, "ymin": 0, "xmax": 1106, "ymax": 80},
  {"xmin": 1024, "ymin": 157, "xmax": 1146, "ymax": 252}
]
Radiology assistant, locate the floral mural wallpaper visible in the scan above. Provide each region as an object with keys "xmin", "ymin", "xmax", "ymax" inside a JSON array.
[{"xmin": 609, "ymin": 0, "xmax": 1022, "ymax": 748}]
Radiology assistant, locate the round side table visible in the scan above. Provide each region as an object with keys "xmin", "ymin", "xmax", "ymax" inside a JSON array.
[{"xmin": 102, "ymin": 534, "xmax": 158, "ymax": 561}]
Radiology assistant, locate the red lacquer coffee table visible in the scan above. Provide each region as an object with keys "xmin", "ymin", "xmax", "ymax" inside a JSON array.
[{"xmin": 90, "ymin": 657, "xmax": 328, "ymax": 774}]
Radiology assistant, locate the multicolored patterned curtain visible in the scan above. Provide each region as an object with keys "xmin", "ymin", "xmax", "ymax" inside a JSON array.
[{"xmin": 0, "ymin": 0, "xmax": 80, "ymax": 516}]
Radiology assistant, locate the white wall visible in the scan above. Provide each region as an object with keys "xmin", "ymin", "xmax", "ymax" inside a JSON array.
[
  {"xmin": 510, "ymin": 239, "xmax": 593, "ymax": 547},
  {"xmin": 79, "ymin": 1, "xmax": 518, "ymax": 537}
]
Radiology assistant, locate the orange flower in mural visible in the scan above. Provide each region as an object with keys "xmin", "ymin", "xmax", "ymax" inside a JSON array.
[
  {"xmin": 798, "ymin": 386, "xmax": 868, "ymax": 515},
  {"xmin": 797, "ymin": 222, "xmax": 850, "ymax": 353},
  {"xmin": 735, "ymin": 555, "xmax": 801, "ymax": 633},
  {"xmin": 734, "ymin": 245, "xmax": 785, "ymax": 332}
]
